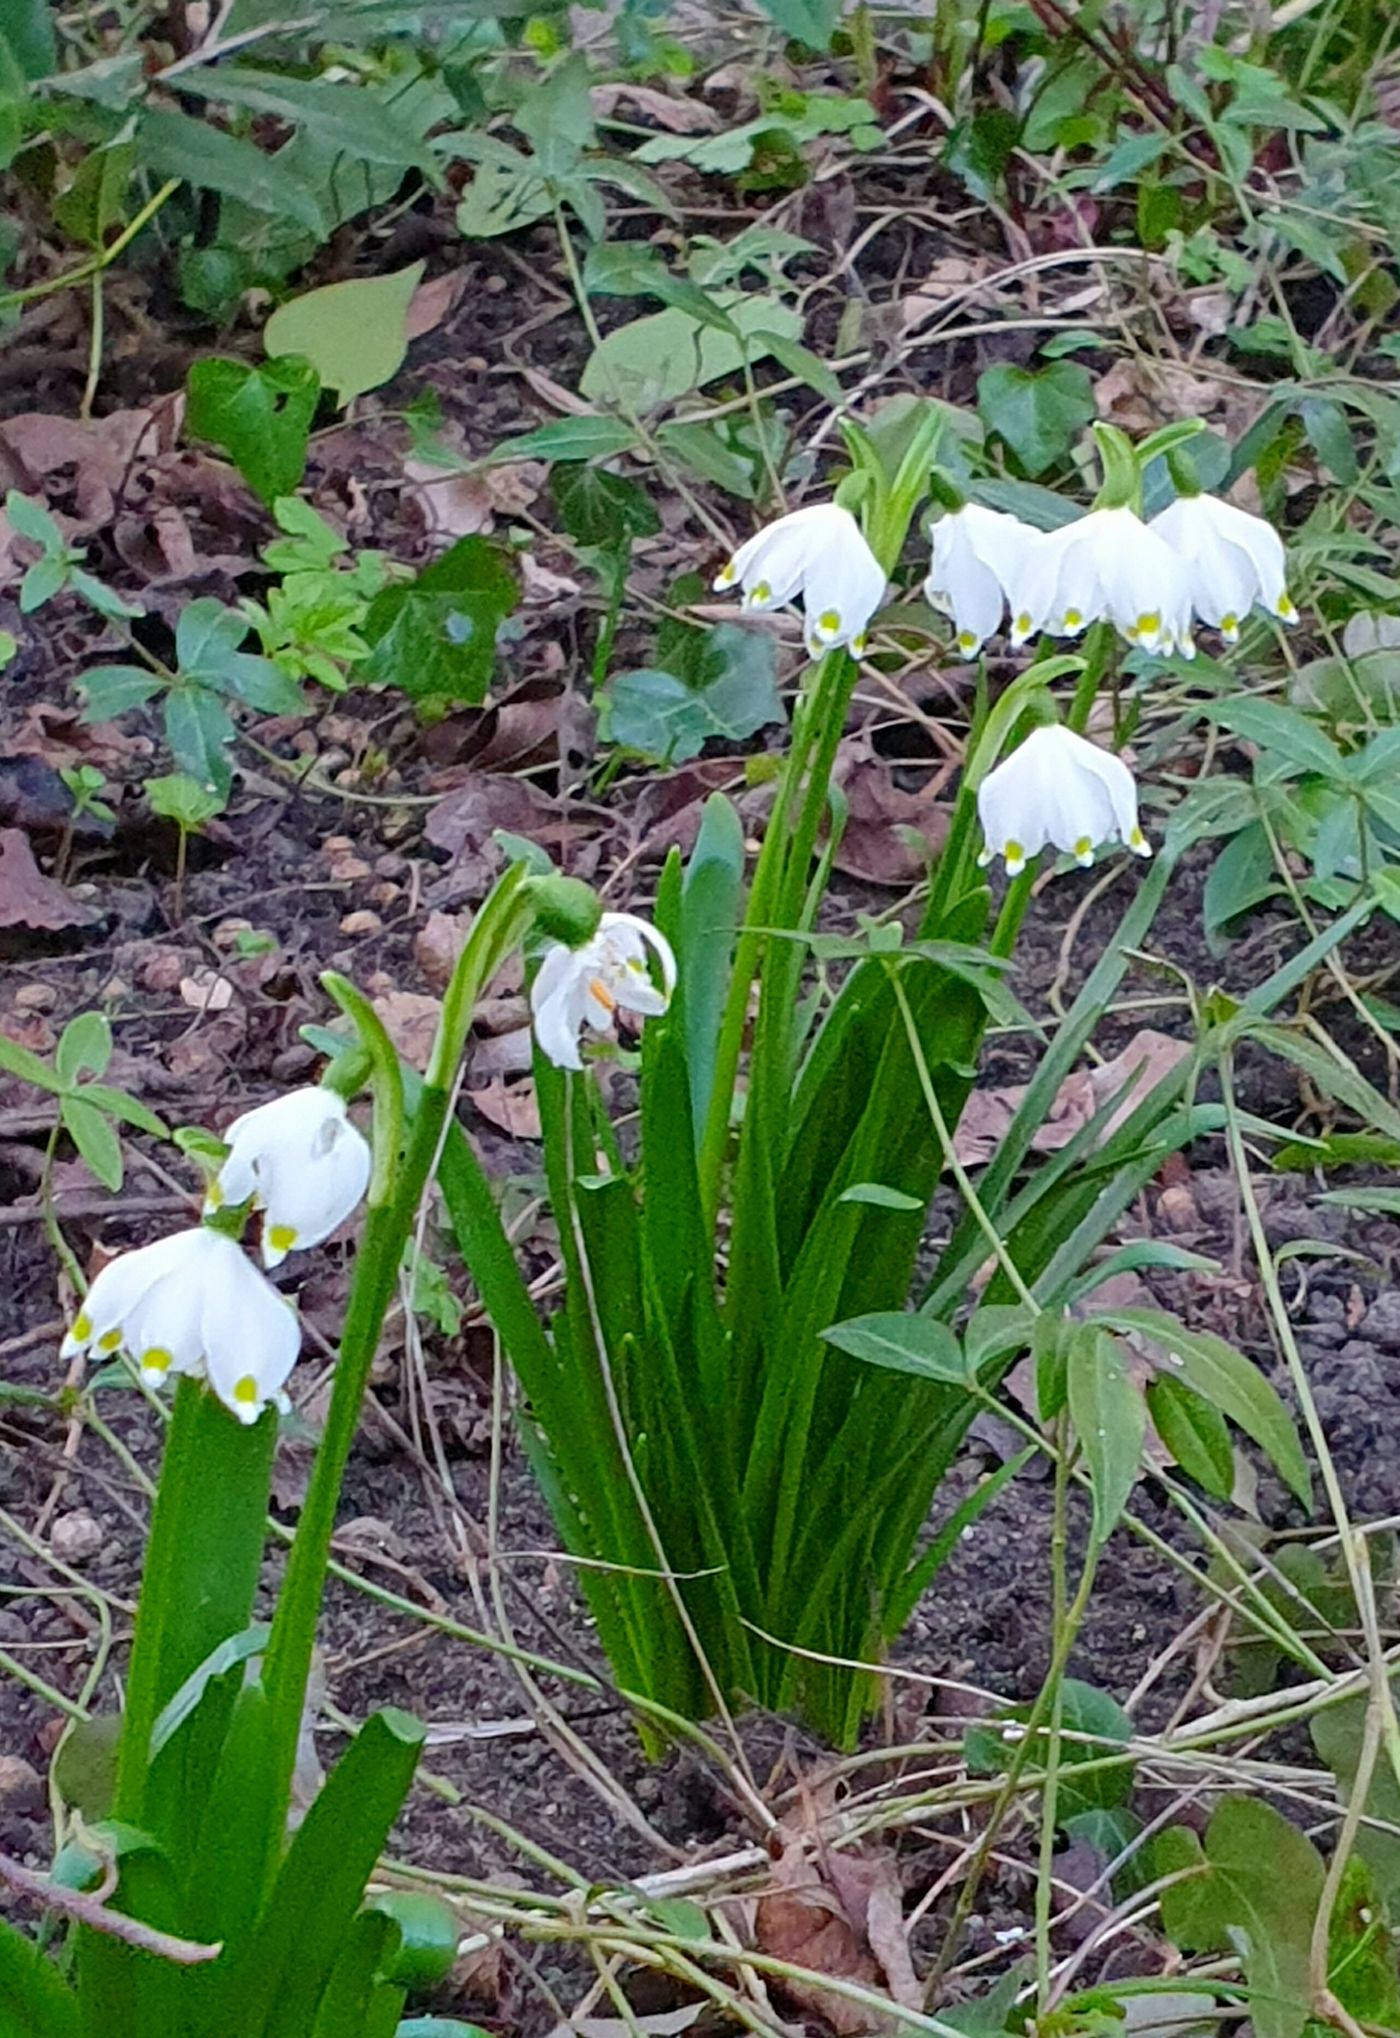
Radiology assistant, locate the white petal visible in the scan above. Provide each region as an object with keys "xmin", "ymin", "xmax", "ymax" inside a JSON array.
[
  {"xmin": 64, "ymin": 1231, "xmax": 199, "ymax": 1357},
  {"xmin": 977, "ymin": 726, "xmax": 1145, "ymax": 871},
  {"xmin": 927, "ymin": 507, "xmax": 1027, "ymax": 654},
  {"xmin": 597, "ymin": 913, "xmax": 677, "ymax": 1001},
  {"xmin": 533, "ymin": 973, "xmax": 587, "ymax": 1070},
  {"xmin": 200, "ymin": 1248, "xmax": 301, "ymax": 1426}
]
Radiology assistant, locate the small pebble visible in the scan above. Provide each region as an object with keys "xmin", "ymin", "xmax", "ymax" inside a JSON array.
[
  {"xmin": 339, "ymin": 910, "xmax": 382, "ymax": 936},
  {"xmin": 49, "ymin": 1511, "xmax": 104, "ymax": 1565},
  {"xmin": 0, "ymin": 1755, "xmax": 44, "ymax": 1814},
  {"xmin": 13, "ymin": 983, "xmax": 57, "ymax": 1013}
]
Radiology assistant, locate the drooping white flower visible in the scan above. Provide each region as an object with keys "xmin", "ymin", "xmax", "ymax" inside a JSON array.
[
  {"xmin": 1149, "ymin": 492, "xmax": 1294, "ymax": 643},
  {"xmin": 62, "ymin": 1228, "xmax": 300, "ymax": 1425},
  {"xmin": 925, "ymin": 504, "xmax": 1036, "ymax": 657},
  {"xmin": 531, "ymin": 911, "xmax": 677, "ymax": 1072},
  {"xmin": 208, "ymin": 1087, "xmax": 371, "ymax": 1268},
  {"xmin": 977, "ymin": 724, "xmax": 1151, "ymax": 878},
  {"xmin": 1007, "ymin": 506, "xmax": 1195, "ymax": 659},
  {"xmin": 713, "ymin": 503, "xmax": 887, "ymax": 658}
]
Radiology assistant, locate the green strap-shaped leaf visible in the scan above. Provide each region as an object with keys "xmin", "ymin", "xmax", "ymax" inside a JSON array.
[
  {"xmin": 0, "ymin": 1915, "xmax": 81, "ymax": 2038},
  {"xmin": 233, "ymin": 1707, "xmax": 425, "ymax": 2038}
]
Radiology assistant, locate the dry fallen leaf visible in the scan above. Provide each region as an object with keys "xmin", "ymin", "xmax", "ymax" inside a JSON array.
[
  {"xmin": 0, "ymin": 828, "xmax": 96, "ymax": 930},
  {"xmin": 468, "ymin": 1075, "xmax": 541, "ymax": 1139},
  {"xmin": 372, "ymin": 989, "xmax": 443, "ymax": 1072},
  {"xmin": 405, "ymin": 269, "xmax": 467, "ymax": 341},
  {"xmin": 955, "ymin": 1029, "xmax": 1190, "ymax": 1167},
  {"xmin": 754, "ymin": 1831, "xmax": 915, "ymax": 2035},
  {"xmin": 403, "ymin": 444, "xmax": 543, "ymax": 543},
  {"xmin": 831, "ymin": 741, "xmax": 951, "ymax": 888}
]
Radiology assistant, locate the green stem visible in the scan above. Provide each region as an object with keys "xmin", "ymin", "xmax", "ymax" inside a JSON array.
[
  {"xmin": 257, "ymin": 867, "xmax": 536, "ymax": 1857},
  {"xmin": 0, "ymin": 180, "xmax": 181, "ymax": 314}
]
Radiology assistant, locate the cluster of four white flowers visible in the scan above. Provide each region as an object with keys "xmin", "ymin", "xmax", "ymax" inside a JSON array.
[
  {"xmin": 64, "ymin": 486, "xmax": 1293, "ymax": 1417},
  {"xmin": 716, "ymin": 488, "xmax": 1294, "ymax": 878}
]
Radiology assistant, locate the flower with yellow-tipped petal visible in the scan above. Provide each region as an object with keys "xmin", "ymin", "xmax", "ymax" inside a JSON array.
[
  {"xmin": 1006, "ymin": 506, "xmax": 1195, "ymax": 659},
  {"xmin": 977, "ymin": 724, "xmax": 1151, "ymax": 878},
  {"xmin": 62, "ymin": 1228, "xmax": 300, "ymax": 1426},
  {"xmin": 209, "ymin": 1087, "xmax": 370, "ymax": 1269},
  {"xmin": 713, "ymin": 503, "xmax": 886, "ymax": 658},
  {"xmin": 531, "ymin": 911, "xmax": 676, "ymax": 1072},
  {"xmin": 925, "ymin": 503, "xmax": 1036, "ymax": 657},
  {"xmin": 1148, "ymin": 491, "xmax": 1295, "ymax": 643}
]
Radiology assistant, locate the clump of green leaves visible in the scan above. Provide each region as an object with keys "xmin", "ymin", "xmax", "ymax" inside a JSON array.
[{"xmin": 0, "ymin": 1011, "xmax": 164, "ymax": 1192}]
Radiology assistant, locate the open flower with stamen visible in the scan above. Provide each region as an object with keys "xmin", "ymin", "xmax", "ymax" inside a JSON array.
[
  {"xmin": 531, "ymin": 911, "xmax": 676, "ymax": 1072},
  {"xmin": 62, "ymin": 1227, "xmax": 300, "ymax": 1425},
  {"xmin": 977, "ymin": 724, "xmax": 1151, "ymax": 878},
  {"xmin": 713, "ymin": 503, "xmax": 886, "ymax": 658},
  {"xmin": 1006, "ymin": 506, "xmax": 1195, "ymax": 658},
  {"xmin": 208, "ymin": 1087, "xmax": 371, "ymax": 1268},
  {"xmin": 925, "ymin": 503, "xmax": 1036, "ymax": 657},
  {"xmin": 1148, "ymin": 492, "xmax": 1295, "ymax": 643}
]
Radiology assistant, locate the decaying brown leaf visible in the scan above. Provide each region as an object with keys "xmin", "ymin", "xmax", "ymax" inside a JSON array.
[
  {"xmin": 755, "ymin": 1831, "xmax": 916, "ymax": 2035},
  {"xmin": 373, "ymin": 989, "xmax": 444, "ymax": 1072},
  {"xmin": 0, "ymin": 828, "xmax": 95, "ymax": 931},
  {"xmin": 469, "ymin": 1075, "xmax": 541, "ymax": 1139},
  {"xmin": 955, "ymin": 1029, "xmax": 1190, "ymax": 1167},
  {"xmin": 831, "ymin": 741, "xmax": 950, "ymax": 888}
]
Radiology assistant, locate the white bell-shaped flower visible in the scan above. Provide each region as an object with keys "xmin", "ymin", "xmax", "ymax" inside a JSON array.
[
  {"xmin": 1148, "ymin": 492, "xmax": 1295, "ymax": 642},
  {"xmin": 62, "ymin": 1227, "xmax": 300, "ymax": 1426},
  {"xmin": 209, "ymin": 1087, "xmax": 371, "ymax": 1268},
  {"xmin": 977, "ymin": 724, "xmax": 1151, "ymax": 878},
  {"xmin": 531, "ymin": 911, "xmax": 676, "ymax": 1072},
  {"xmin": 714, "ymin": 503, "xmax": 886, "ymax": 658},
  {"xmin": 1007, "ymin": 506, "xmax": 1195, "ymax": 658},
  {"xmin": 925, "ymin": 504, "xmax": 1036, "ymax": 657}
]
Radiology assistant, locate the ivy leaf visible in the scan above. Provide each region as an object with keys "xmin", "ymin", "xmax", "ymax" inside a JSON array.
[
  {"xmin": 1158, "ymin": 1798, "xmax": 1322, "ymax": 2038},
  {"xmin": 977, "ymin": 361, "xmax": 1097, "ymax": 477},
  {"xmin": 186, "ymin": 356, "xmax": 321, "ymax": 506},
  {"xmin": 263, "ymin": 262, "xmax": 424, "ymax": 406},
  {"xmin": 551, "ymin": 465, "xmax": 659, "ymax": 547},
  {"xmin": 362, "ymin": 536, "xmax": 517, "ymax": 706},
  {"xmin": 602, "ymin": 624, "xmax": 783, "ymax": 764}
]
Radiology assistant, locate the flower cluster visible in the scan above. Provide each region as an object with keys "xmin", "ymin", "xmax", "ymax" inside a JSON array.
[
  {"xmin": 63, "ymin": 1088, "xmax": 370, "ymax": 1426},
  {"xmin": 714, "ymin": 489, "xmax": 1293, "ymax": 669},
  {"xmin": 930, "ymin": 491, "xmax": 1294, "ymax": 662}
]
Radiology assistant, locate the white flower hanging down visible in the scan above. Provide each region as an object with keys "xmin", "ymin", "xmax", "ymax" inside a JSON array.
[
  {"xmin": 925, "ymin": 503, "xmax": 1036, "ymax": 657},
  {"xmin": 714, "ymin": 503, "xmax": 887, "ymax": 658},
  {"xmin": 531, "ymin": 911, "xmax": 677, "ymax": 1072},
  {"xmin": 1148, "ymin": 492, "xmax": 1296, "ymax": 643},
  {"xmin": 1007, "ymin": 506, "xmax": 1195, "ymax": 659},
  {"xmin": 208, "ymin": 1086, "xmax": 371, "ymax": 1268},
  {"xmin": 977, "ymin": 724, "xmax": 1151, "ymax": 878},
  {"xmin": 62, "ymin": 1227, "xmax": 301, "ymax": 1425}
]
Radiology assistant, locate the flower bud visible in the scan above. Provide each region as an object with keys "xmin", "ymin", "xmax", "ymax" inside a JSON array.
[{"xmin": 529, "ymin": 875, "xmax": 604, "ymax": 949}]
